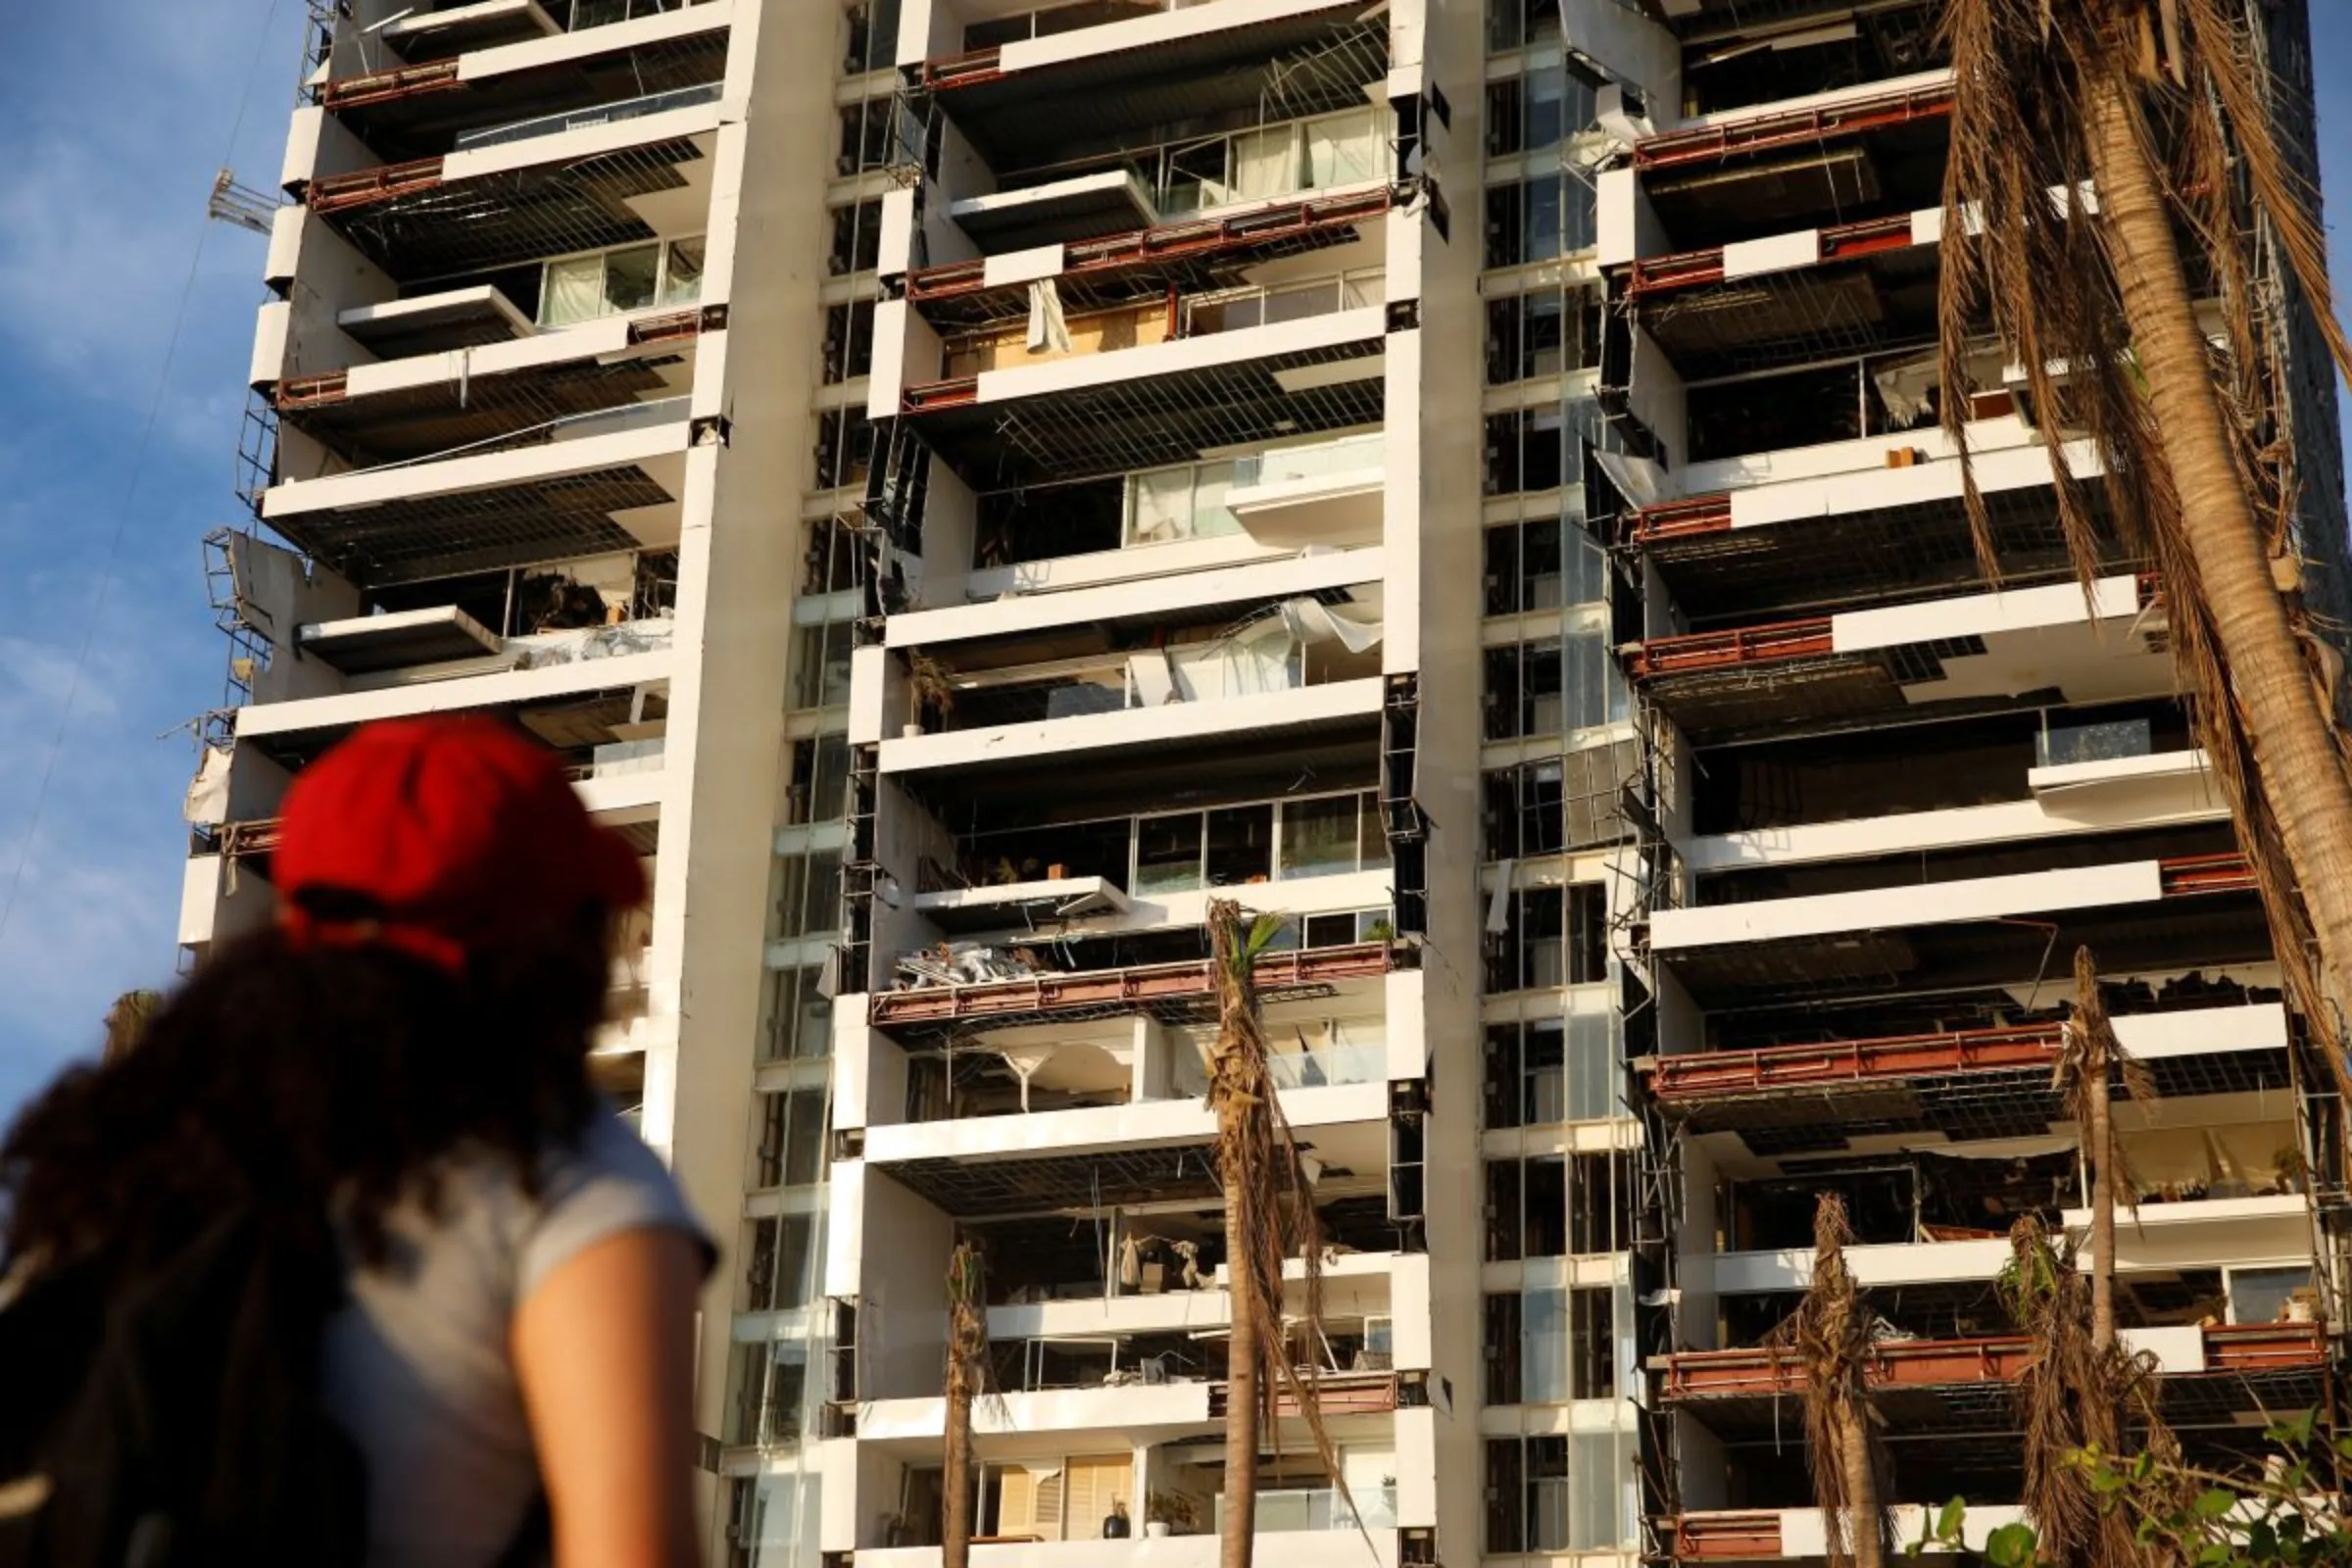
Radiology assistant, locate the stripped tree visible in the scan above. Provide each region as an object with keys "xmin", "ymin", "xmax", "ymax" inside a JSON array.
[
  {"xmin": 1792, "ymin": 1194, "xmax": 1885, "ymax": 1568},
  {"xmin": 942, "ymin": 1240, "xmax": 986, "ymax": 1568},
  {"xmin": 1206, "ymin": 900, "xmax": 1355, "ymax": 1568},
  {"xmin": 2055, "ymin": 946, "xmax": 2153, "ymax": 1350},
  {"xmin": 1938, "ymin": 0, "xmax": 2352, "ymax": 1090}
]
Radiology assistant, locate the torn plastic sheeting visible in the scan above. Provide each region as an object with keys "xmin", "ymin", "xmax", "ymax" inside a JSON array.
[
  {"xmin": 1872, "ymin": 351, "xmax": 1942, "ymax": 427},
  {"xmin": 184, "ymin": 746, "xmax": 234, "ymax": 827}
]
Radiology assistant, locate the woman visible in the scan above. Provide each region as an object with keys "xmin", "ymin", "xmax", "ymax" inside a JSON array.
[{"xmin": 0, "ymin": 717, "xmax": 710, "ymax": 1568}]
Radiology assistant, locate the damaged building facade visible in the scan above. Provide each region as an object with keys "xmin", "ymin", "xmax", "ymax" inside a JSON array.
[{"xmin": 179, "ymin": 0, "xmax": 2347, "ymax": 1564}]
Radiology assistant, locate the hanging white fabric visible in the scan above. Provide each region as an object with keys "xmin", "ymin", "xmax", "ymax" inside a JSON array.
[
  {"xmin": 1275, "ymin": 595, "xmax": 1384, "ymax": 655},
  {"xmin": 183, "ymin": 746, "xmax": 234, "ymax": 826},
  {"xmin": 1026, "ymin": 278, "xmax": 1071, "ymax": 355},
  {"xmin": 1486, "ymin": 860, "xmax": 1516, "ymax": 935}
]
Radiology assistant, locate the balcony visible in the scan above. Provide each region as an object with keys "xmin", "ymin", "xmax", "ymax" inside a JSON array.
[
  {"xmin": 370, "ymin": 0, "xmax": 718, "ymax": 62},
  {"xmin": 903, "ymin": 305, "xmax": 1386, "ymax": 492},
  {"xmin": 1675, "ymin": 1503, "xmax": 2029, "ymax": 1564},
  {"xmin": 261, "ymin": 400, "xmax": 690, "ymax": 589},
  {"xmin": 1630, "ymin": 573, "xmax": 2170, "ymax": 743},
  {"xmin": 855, "ymin": 1528, "xmax": 1404, "ymax": 1568},
  {"xmin": 1658, "ymin": 1322, "xmax": 2328, "ymax": 1437},
  {"xmin": 304, "ymin": 130, "xmax": 714, "ymax": 288},
  {"xmin": 912, "ymin": 0, "xmax": 1387, "ymax": 175},
  {"xmin": 312, "ymin": 9, "xmax": 728, "ymax": 164}
]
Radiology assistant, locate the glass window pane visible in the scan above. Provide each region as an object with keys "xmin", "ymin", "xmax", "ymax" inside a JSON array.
[
  {"xmin": 1190, "ymin": 462, "xmax": 1242, "ymax": 537},
  {"xmin": 1135, "ymin": 812, "xmax": 1204, "ymax": 892},
  {"xmin": 1129, "ymin": 466, "xmax": 1195, "ymax": 545},
  {"xmin": 1279, "ymin": 794, "xmax": 1361, "ymax": 879},
  {"xmin": 603, "ymin": 243, "xmax": 661, "ymax": 313},
  {"xmin": 542, "ymin": 254, "xmax": 607, "ymax": 325},
  {"xmin": 1304, "ymin": 109, "xmax": 1381, "ymax": 188},
  {"xmin": 1233, "ymin": 125, "xmax": 1297, "ymax": 198},
  {"xmin": 1163, "ymin": 138, "xmax": 1232, "ymax": 212},
  {"xmin": 1564, "ymin": 1011, "xmax": 1615, "ymax": 1120},
  {"xmin": 1204, "ymin": 804, "xmax": 1274, "ymax": 886},
  {"xmin": 660, "ymin": 236, "xmax": 706, "ymax": 306},
  {"xmin": 1521, "ymin": 1288, "xmax": 1569, "ymax": 1402},
  {"xmin": 1357, "ymin": 790, "xmax": 1390, "ymax": 870}
]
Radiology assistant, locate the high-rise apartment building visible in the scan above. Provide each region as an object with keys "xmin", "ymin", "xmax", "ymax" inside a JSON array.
[{"xmin": 182, "ymin": 0, "xmax": 2346, "ymax": 1563}]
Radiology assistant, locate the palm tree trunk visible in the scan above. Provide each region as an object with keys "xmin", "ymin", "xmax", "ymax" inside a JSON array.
[
  {"xmin": 1220, "ymin": 1168, "xmax": 1258, "ymax": 1568},
  {"xmin": 1837, "ymin": 1407, "xmax": 1884, "ymax": 1568},
  {"xmin": 2087, "ymin": 1049, "xmax": 2117, "ymax": 1352},
  {"xmin": 2081, "ymin": 62, "xmax": 2352, "ymax": 1033},
  {"xmin": 944, "ymin": 1242, "xmax": 982, "ymax": 1568}
]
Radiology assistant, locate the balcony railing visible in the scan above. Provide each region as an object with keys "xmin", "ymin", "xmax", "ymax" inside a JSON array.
[
  {"xmin": 455, "ymin": 81, "xmax": 721, "ymax": 152},
  {"xmin": 1213, "ymin": 1486, "xmax": 1398, "ymax": 1534}
]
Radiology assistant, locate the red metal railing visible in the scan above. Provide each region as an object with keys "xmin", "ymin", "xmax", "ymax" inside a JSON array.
[
  {"xmin": 905, "ymin": 188, "xmax": 1395, "ymax": 310},
  {"xmin": 318, "ymin": 58, "xmax": 464, "ymax": 113},
  {"xmin": 1626, "ymin": 212, "xmax": 1924, "ymax": 300},
  {"xmin": 868, "ymin": 941, "xmax": 1399, "ymax": 1027},
  {"xmin": 1628, "ymin": 494, "xmax": 1734, "ymax": 544},
  {"xmin": 308, "ymin": 155, "xmax": 447, "ymax": 215},
  {"xmin": 1661, "ymin": 1321, "xmax": 2324, "ymax": 1399},
  {"xmin": 918, "ymin": 44, "xmax": 1005, "ymax": 90},
  {"xmin": 1629, "ymin": 617, "xmax": 1837, "ymax": 680},
  {"xmin": 1635, "ymin": 82, "xmax": 1956, "ymax": 173},
  {"xmin": 1645, "ymin": 1020, "xmax": 2068, "ymax": 1103},
  {"xmin": 1675, "ymin": 1512, "xmax": 1787, "ymax": 1562},
  {"xmin": 2160, "ymin": 852, "xmax": 2256, "ymax": 896},
  {"xmin": 901, "ymin": 375, "xmax": 981, "ymax": 414}
]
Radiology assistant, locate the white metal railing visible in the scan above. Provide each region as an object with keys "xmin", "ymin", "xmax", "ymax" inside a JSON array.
[
  {"xmin": 456, "ymin": 81, "xmax": 722, "ymax": 151},
  {"xmin": 1234, "ymin": 431, "xmax": 1386, "ymax": 489}
]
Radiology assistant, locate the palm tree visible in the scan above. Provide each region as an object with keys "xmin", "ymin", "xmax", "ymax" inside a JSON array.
[
  {"xmin": 942, "ymin": 1240, "xmax": 986, "ymax": 1568},
  {"xmin": 2054, "ymin": 947, "xmax": 2152, "ymax": 1350},
  {"xmin": 1205, "ymin": 900, "xmax": 1352, "ymax": 1568},
  {"xmin": 1792, "ymin": 1194, "xmax": 1884, "ymax": 1568},
  {"xmin": 1939, "ymin": 0, "xmax": 2352, "ymax": 1089},
  {"xmin": 101, "ymin": 989, "xmax": 163, "ymax": 1064}
]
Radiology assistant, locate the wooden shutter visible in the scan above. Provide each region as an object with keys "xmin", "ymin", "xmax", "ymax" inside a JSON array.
[{"xmin": 1061, "ymin": 1454, "xmax": 1134, "ymax": 1541}]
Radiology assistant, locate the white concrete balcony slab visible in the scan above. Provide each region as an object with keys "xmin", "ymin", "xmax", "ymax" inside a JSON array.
[
  {"xmin": 335, "ymin": 286, "xmax": 537, "ymax": 357},
  {"xmin": 1685, "ymin": 751, "xmax": 2223, "ymax": 872},
  {"xmin": 1651, "ymin": 856, "xmax": 2175, "ymax": 952},
  {"xmin": 912, "ymin": 0, "xmax": 1365, "ymax": 81},
  {"xmin": 378, "ymin": 0, "xmax": 561, "ymax": 60},
  {"xmin": 1708, "ymin": 1195, "xmax": 2312, "ymax": 1297},
  {"xmin": 1225, "ymin": 435, "xmax": 1385, "ymax": 548},
  {"xmin": 233, "ymin": 642, "xmax": 671, "ymax": 747},
  {"xmin": 877, "ymin": 676, "xmax": 1385, "ymax": 776},
  {"xmin": 986, "ymin": 1251, "xmax": 1400, "ymax": 1345},
  {"xmin": 890, "ymin": 549, "xmax": 1382, "ymax": 649},
  {"xmin": 858, "ymin": 1380, "xmax": 1213, "ymax": 1445},
  {"xmin": 863, "ymin": 1080, "xmax": 1387, "ymax": 1166},
  {"xmin": 857, "ymin": 1529, "xmax": 1402, "ymax": 1568}
]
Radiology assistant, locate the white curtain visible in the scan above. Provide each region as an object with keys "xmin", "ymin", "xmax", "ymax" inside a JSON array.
[
  {"xmin": 1520, "ymin": 1289, "xmax": 1570, "ymax": 1402},
  {"xmin": 1128, "ymin": 467, "xmax": 1194, "ymax": 544},
  {"xmin": 1026, "ymin": 278, "xmax": 1072, "ymax": 355},
  {"xmin": 542, "ymin": 254, "xmax": 607, "ymax": 326},
  {"xmin": 1305, "ymin": 109, "xmax": 1380, "ymax": 188},
  {"xmin": 1232, "ymin": 124, "xmax": 1297, "ymax": 199}
]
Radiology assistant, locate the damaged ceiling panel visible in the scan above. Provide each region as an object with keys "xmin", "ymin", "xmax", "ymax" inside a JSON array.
[
  {"xmin": 279, "ymin": 352, "xmax": 688, "ymax": 466},
  {"xmin": 267, "ymin": 465, "xmax": 669, "ymax": 587}
]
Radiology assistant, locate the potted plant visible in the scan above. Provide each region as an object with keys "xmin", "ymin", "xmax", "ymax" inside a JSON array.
[{"xmin": 1145, "ymin": 1491, "xmax": 1197, "ymax": 1538}]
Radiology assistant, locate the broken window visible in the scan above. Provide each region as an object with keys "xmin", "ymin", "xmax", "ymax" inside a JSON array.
[
  {"xmin": 727, "ymin": 1339, "xmax": 810, "ymax": 1446},
  {"xmin": 1483, "ymin": 1285, "xmax": 1616, "ymax": 1403},
  {"xmin": 838, "ymin": 99, "xmax": 893, "ymax": 176},
  {"xmin": 813, "ymin": 409, "xmax": 874, "ymax": 490},
  {"xmin": 843, "ymin": 0, "xmax": 897, "ymax": 74},
  {"xmin": 1485, "ymin": 0, "xmax": 1561, "ymax": 52},
  {"xmin": 1484, "ymin": 398, "xmax": 1603, "ymax": 495},
  {"xmin": 1484, "ymin": 1151, "xmax": 1634, "ymax": 1260},
  {"xmin": 1485, "ymin": 61, "xmax": 1600, "ymax": 158},
  {"xmin": 773, "ymin": 848, "xmax": 844, "ymax": 940},
  {"xmin": 1483, "ymin": 514, "xmax": 1606, "ymax": 614},
  {"xmin": 744, "ymin": 1214, "xmax": 819, "ymax": 1313},
  {"xmin": 829, "ymin": 198, "xmax": 884, "ymax": 275},
  {"xmin": 1483, "ymin": 1011, "xmax": 1619, "ymax": 1128},
  {"xmin": 1484, "ymin": 173, "xmax": 1597, "ymax": 269},
  {"xmin": 538, "ymin": 235, "xmax": 706, "ymax": 327},
  {"xmin": 754, "ymin": 1088, "xmax": 830, "ymax": 1190},
  {"xmin": 1484, "ymin": 740, "xmax": 1639, "ymax": 858},
  {"xmin": 785, "ymin": 732, "xmax": 852, "ymax": 824},
  {"xmin": 789, "ymin": 621, "xmax": 855, "ymax": 710},
  {"xmin": 1482, "ymin": 628, "xmax": 1625, "ymax": 741},
  {"xmin": 1486, "ymin": 285, "xmax": 1603, "ymax": 385},
  {"xmin": 822, "ymin": 300, "xmax": 877, "ymax": 384},
  {"xmin": 1485, "ymin": 881, "xmax": 1607, "ymax": 994},
  {"xmin": 1484, "ymin": 1434, "xmax": 1635, "ymax": 1552},
  {"xmin": 762, "ymin": 963, "xmax": 833, "ymax": 1062}
]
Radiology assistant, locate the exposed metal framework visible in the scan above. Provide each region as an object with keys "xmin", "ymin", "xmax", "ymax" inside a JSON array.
[
  {"xmin": 267, "ymin": 464, "xmax": 670, "ymax": 587},
  {"xmin": 868, "ymin": 940, "xmax": 1406, "ymax": 1031},
  {"xmin": 308, "ymin": 137, "xmax": 706, "ymax": 279},
  {"xmin": 1628, "ymin": 211, "xmax": 1923, "ymax": 301},
  {"xmin": 902, "ymin": 187, "xmax": 1393, "ymax": 329},
  {"xmin": 1633, "ymin": 81, "xmax": 1954, "ymax": 174}
]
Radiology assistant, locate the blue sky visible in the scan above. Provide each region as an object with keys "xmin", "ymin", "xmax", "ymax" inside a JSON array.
[{"xmin": 0, "ymin": 6, "xmax": 2349, "ymax": 1120}]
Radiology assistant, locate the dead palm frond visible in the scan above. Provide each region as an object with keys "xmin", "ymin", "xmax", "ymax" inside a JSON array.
[
  {"xmin": 1792, "ymin": 1194, "xmax": 1886, "ymax": 1568},
  {"xmin": 1997, "ymin": 1215, "xmax": 2183, "ymax": 1566},
  {"xmin": 2054, "ymin": 946, "xmax": 2157, "ymax": 1349},
  {"xmin": 1938, "ymin": 0, "xmax": 2352, "ymax": 1096},
  {"xmin": 1206, "ymin": 900, "xmax": 1358, "ymax": 1567}
]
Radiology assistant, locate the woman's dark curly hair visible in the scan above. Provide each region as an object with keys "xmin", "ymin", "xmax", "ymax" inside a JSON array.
[{"xmin": 1, "ymin": 905, "xmax": 612, "ymax": 1275}]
